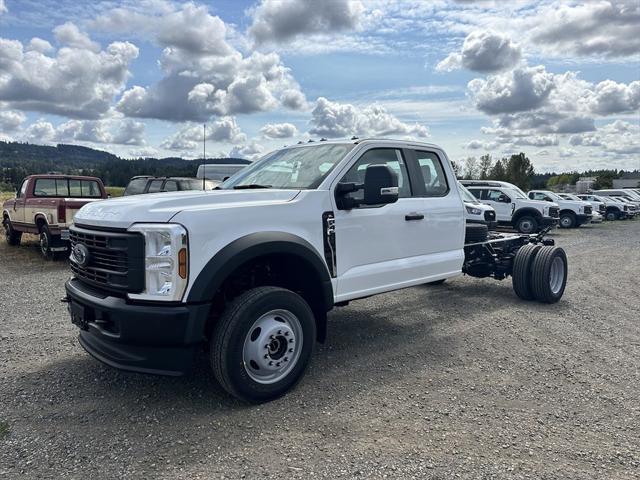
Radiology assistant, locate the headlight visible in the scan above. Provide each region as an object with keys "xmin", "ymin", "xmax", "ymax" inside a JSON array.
[
  {"xmin": 543, "ymin": 206, "xmax": 549, "ymax": 215},
  {"xmin": 465, "ymin": 206, "xmax": 482, "ymax": 215},
  {"xmin": 127, "ymin": 223, "xmax": 188, "ymax": 302}
]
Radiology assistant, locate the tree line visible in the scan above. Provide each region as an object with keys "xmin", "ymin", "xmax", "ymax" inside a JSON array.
[
  {"xmin": 0, "ymin": 141, "xmax": 247, "ymax": 190},
  {"xmin": 455, "ymin": 153, "xmax": 637, "ymax": 191}
]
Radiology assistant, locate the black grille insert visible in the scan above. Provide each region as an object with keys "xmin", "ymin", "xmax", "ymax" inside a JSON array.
[
  {"xmin": 484, "ymin": 210, "xmax": 496, "ymax": 222},
  {"xmin": 69, "ymin": 225, "xmax": 145, "ymax": 294},
  {"xmin": 584, "ymin": 206, "xmax": 592, "ymax": 215},
  {"xmin": 549, "ymin": 207, "xmax": 560, "ymax": 218}
]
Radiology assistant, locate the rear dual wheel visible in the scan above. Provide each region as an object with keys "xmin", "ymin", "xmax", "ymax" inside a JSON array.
[{"xmin": 512, "ymin": 245, "xmax": 567, "ymax": 303}]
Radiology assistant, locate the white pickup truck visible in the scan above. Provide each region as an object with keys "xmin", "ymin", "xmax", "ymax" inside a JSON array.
[
  {"xmin": 460, "ymin": 180, "xmax": 559, "ymax": 234},
  {"xmin": 527, "ymin": 190, "xmax": 592, "ymax": 228},
  {"xmin": 64, "ymin": 139, "xmax": 568, "ymax": 402}
]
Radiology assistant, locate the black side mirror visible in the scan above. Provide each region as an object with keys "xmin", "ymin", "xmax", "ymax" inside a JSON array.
[
  {"xmin": 363, "ymin": 165, "xmax": 399, "ymax": 206},
  {"xmin": 497, "ymin": 194, "xmax": 508, "ymax": 203}
]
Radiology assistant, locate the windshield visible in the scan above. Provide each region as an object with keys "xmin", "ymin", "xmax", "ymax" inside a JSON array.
[
  {"xmin": 458, "ymin": 183, "xmax": 479, "ymax": 204},
  {"xmin": 506, "ymin": 188, "xmax": 526, "ymax": 199},
  {"xmin": 222, "ymin": 143, "xmax": 355, "ymax": 190},
  {"xmin": 563, "ymin": 193, "xmax": 581, "ymax": 201}
]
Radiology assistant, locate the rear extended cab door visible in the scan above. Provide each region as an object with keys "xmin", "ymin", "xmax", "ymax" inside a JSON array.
[{"xmin": 330, "ymin": 144, "xmax": 464, "ymax": 302}]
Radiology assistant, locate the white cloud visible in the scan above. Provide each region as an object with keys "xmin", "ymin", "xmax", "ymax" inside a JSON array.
[
  {"xmin": 230, "ymin": 141, "xmax": 264, "ymax": 160},
  {"xmin": 530, "ymin": 1, "xmax": 640, "ymax": 59},
  {"xmin": 0, "ymin": 0, "xmax": 6, "ymax": 15},
  {"xmin": 436, "ymin": 30, "xmax": 521, "ymax": 73},
  {"xmin": 468, "ymin": 65, "xmax": 555, "ymax": 115},
  {"xmin": 587, "ymin": 80, "xmax": 640, "ymax": 115},
  {"xmin": 26, "ymin": 37, "xmax": 54, "ymax": 53},
  {"xmin": 91, "ymin": 4, "xmax": 307, "ymax": 122},
  {"xmin": 23, "ymin": 120, "xmax": 56, "ymax": 143},
  {"xmin": 260, "ymin": 122, "xmax": 298, "ymax": 139},
  {"xmin": 513, "ymin": 135, "xmax": 559, "ymax": 147},
  {"xmin": 53, "ymin": 22, "xmax": 100, "ymax": 52},
  {"xmin": 309, "ymin": 97, "xmax": 429, "ymax": 139},
  {"xmin": 161, "ymin": 117, "xmax": 247, "ymax": 151},
  {"xmin": 248, "ymin": 0, "xmax": 364, "ymax": 45},
  {"xmin": 0, "ymin": 31, "xmax": 138, "ymax": 119},
  {"xmin": 0, "ymin": 109, "xmax": 26, "ymax": 131}
]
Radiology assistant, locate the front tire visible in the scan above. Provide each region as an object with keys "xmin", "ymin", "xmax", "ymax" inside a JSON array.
[
  {"xmin": 515, "ymin": 215, "xmax": 538, "ymax": 234},
  {"xmin": 210, "ymin": 287, "xmax": 316, "ymax": 403},
  {"xmin": 3, "ymin": 218, "xmax": 21, "ymax": 246},
  {"xmin": 559, "ymin": 212, "xmax": 576, "ymax": 228}
]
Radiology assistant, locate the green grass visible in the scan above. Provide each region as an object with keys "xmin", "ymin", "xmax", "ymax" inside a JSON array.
[
  {"xmin": 105, "ymin": 186, "xmax": 125, "ymax": 197},
  {"xmin": 0, "ymin": 420, "xmax": 9, "ymax": 440},
  {"xmin": 0, "ymin": 191, "xmax": 14, "ymax": 203}
]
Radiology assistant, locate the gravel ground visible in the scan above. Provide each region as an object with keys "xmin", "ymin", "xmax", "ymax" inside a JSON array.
[{"xmin": 1, "ymin": 222, "xmax": 639, "ymax": 479}]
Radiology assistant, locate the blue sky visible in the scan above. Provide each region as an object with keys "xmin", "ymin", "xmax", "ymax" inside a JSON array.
[{"xmin": 0, "ymin": 0, "xmax": 638, "ymax": 172}]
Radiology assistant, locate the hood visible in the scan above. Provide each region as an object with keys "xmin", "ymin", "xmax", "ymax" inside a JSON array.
[
  {"xmin": 557, "ymin": 199, "xmax": 588, "ymax": 210},
  {"xmin": 523, "ymin": 199, "xmax": 560, "ymax": 209},
  {"xmin": 73, "ymin": 189, "xmax": 301, "ymax": 229}
]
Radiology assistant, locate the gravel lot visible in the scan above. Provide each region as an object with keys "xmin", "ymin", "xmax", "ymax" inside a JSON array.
[{"xmin": 1, "ymin": 222, "xmax": 639, "ymax": 479}]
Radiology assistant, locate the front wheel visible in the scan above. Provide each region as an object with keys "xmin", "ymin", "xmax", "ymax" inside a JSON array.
[
  {"xmin": 515, "ymin": 216, "xmax": 538, "ymax": 234},
  {"xmin": 3, "ymin": 218, "xmax": 21, "ymax": 246},
  {"xmin": 210, "ymin": 286, "xmax": 316, "ymax": 403},
  {"xmin": 39, "ymin": 224, "xmax": 54, "ymax": 259},
  {"xmin": 559, "ymin": 212, "xmax": 576, "ymax": 228}
]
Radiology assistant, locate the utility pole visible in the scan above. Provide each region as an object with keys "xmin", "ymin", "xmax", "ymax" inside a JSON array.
[{"xmin": 202, "ymin": 123, "xmax": 206, "ymax": 190}]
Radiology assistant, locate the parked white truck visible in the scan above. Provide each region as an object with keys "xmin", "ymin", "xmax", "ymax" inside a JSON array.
[
  {"xmin": 527, "ymin": 190, "xmax": 592, "ymax": 228},
  {"xmin": 64, "ymin": 139, "xmax": 568, "ymax": 402},
  {"xmin": 460, "ymin": 180, "xmax": 559, "ymax": 234}
]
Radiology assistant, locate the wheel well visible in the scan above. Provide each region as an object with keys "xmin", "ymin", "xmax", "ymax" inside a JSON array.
[
  {"xmin": 513, "ymin": 208, "xmax": 542, "ymax": 222},
  {"xmin": 559, "ymin": 209, "xmax": 576, "ymax": 217},
  {"xmin": 35, "ymin": 216, "xmax": 47, "ymax": 230},
  {"xmin": 605, "ymin": 206, "xmax": 620, "ymax": 212},
  {"xmin": 206, "ymin": 253, "xmax": 329, "ymax": 342}
]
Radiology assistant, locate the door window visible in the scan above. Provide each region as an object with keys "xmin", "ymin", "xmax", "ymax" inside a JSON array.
[
  {"xmin": 147, "ymin": 180, "xmax": 164, "ymax": 193},
  {"xmin": 413, "ymin": 151, "xmax": 449, "ymax": 197},
  {"xmin": 467, "ymin": 188, "xmax": 483, "ymax": 200},
  {"xmin": 124, "ymin": 178, "xmax": 149, "ymax": 195},
  {"xmin": 339, "ymin": 148, "xmax": 411, "ymax": 205},
  {"xmin": 17, "ymin": 180, "xmax": 27, "ymax": 198},
  {"xmin": 163, "ymin": 181, "xmax": 178, "ymax": 192},
  {"xmin": 487, "ymin": 189, "xmax": 509, "ymax": 202}
]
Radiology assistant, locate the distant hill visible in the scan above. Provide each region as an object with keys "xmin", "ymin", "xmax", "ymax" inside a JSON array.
[{"xmin": 0, "ymin": 141, "xmax": 250, "ymax": 188}]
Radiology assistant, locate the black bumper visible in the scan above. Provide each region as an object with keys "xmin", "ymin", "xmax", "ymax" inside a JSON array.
[
  {"xmin": 540, "ymin": 217, "xmax": 559, "ymax": 227},
  {"xmin": 576, "ymin": 214, "xmax": 592, "ymax": 226},
  {"xmin": 65, "ymin": 278, "xmax": 211, "ymax": 376}
]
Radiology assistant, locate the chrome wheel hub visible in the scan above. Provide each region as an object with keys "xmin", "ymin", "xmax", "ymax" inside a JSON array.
[{"xmin": 242, "ymin": 309, "xmax": 303, "ymax": 384}]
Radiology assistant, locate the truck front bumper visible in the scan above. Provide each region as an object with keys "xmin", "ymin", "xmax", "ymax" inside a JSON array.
[
  {"xmin": 540, "ymin": 217, "xmax": 559, "ymax": 228},
  {"xmin": 64, "ymin": 278, "xmax": 211, "ymax": 376},
  {"xmin": 576, "ymin": 214, "xmax": 592, "ymax": 226}
]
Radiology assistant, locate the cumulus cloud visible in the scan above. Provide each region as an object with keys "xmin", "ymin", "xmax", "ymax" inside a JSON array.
[
  {"xmin": 27, "ymin": 37, "xmax": 54, "ymax": 53},
  {"xmin": 468, "ymin": 65, "xmax": 555, "ymax": 115},
  {"xmin": 530, "ymin": 1, "xmax": 640, "ymax": 59},
  {"xmin": 0, "ymin": 29, "xmax": 138, "ymax": 119},
  {"xmin": 0, "ymin": 0, "xmax": 6, "ymax": 14},
  {"xmin": 586, "ymin": 80, "xmax": 640, "ymax": 115},
  {"xmin": 248, "ymin": 0, "xmax": 364, "ymax": 45},
  {"xmin": 513, "ymin": 135, "xmax": 559, "ymax": 147},
  {"xmin": 229, "ymin": 141, "xmax": 264, "ymax": 160},
  {"xmin": 436, "ymin": 30, "xmax": 521, "ymax": 73},
  {"xmin": 309, "ymin": 97, "xmax": 429, "ymax": 139},
  {"xmin": 0, "ymin": 109, "xmax": 26, "ymax": 131},
  {"xmin": 53, "ymin": 22, "xmax": 100, "ymax": 52},
  {"xmin": 260, "ymin": 122, "xmax": 298, "ymax": 139},
  {"xmin": 161, "ymin": 117, "xmax": 247, "ymax": 151},
  {"xmin": 91, "ymin": 4, "xmax": 307, "ymax": 122},
  {"xmin": 23, "ymin": 120, "xmax": 56, "ymax": 143},
  {"xmin": 568, "ymin": 120, "xmax": 640, "ymax": 155}
]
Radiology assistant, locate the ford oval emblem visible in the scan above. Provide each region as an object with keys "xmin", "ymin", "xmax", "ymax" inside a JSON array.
[{"xmin": 71, "ymin": 244, "xmax": 90, "ymax": 267}]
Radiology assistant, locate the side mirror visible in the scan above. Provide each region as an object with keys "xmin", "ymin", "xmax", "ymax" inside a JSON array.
[
  {"xmin": 363, "ymin": 165, "xmax": 399, "ymax": 206},
  {"xmin": 497, "ymin": 194, "xmax": 509, "ymax": 203}
]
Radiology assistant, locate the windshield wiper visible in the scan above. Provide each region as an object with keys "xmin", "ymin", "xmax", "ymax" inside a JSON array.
[{"xmin": 232, "ymin": 184, "xmax": 273, "ymax": 190}]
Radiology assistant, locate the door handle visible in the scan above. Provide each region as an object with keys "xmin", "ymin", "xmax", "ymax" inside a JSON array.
[{"xmin": 405, "ymin": 213, "xmax": 424, "ymax": 221}]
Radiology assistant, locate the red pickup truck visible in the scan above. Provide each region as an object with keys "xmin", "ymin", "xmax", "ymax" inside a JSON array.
[{"xmin": 2, "ymin": 174, "xmax": 107, "ymax": 259}]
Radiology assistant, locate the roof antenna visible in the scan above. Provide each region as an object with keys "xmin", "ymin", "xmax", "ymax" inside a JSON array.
[{"xmin": 202, "ymin": 123, "xmax": 206, "ymax": 191}]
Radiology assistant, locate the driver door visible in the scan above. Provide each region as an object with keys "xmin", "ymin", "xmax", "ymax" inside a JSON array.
[
  {"xmin": 332, "ymin": 147, "xmax": 431, "ymax": 301},
  {"xmin": 482, "ymin": 189, "xmax": 513, "ymax": 221},
  {"xmin": 12, "ymin": 179, "xmax": 27, "ymax": 223}
]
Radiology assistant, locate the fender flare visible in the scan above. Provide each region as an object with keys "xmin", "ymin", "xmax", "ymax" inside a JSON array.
[
  {"xmin": 512, "ymin": 207, "xmax": 543, "ymax": 221},
  {"xmin": 187, "ymin": 231, "xmax": 334, "ymax": 312}
]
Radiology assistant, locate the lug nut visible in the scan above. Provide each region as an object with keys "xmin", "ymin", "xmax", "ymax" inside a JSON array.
[
  {"xmin": 265, "ymin": 344, "xmax": 270, "ymax": 349},
  {"xmin": 289, "ymin": 348, "xmax": 293, "ymax": 353},
  {"xmin": 264, "ymin": 354, "xmax": 268, "ymax": 359},
  {"xmin": 269, "ymin": 335, "xmax": 274, "ymax": 340},
  {"xmin": 268, "ymin": 361, "xmax": 273, "ymax": 366},
  {"xmin": 289, "ymin": 338, "xmax": 293, "ymax": 343},
  {"xmin": 277, "ymin": 330, "xmax": 282, "ymax": 335},
  {"xmin": 276, "ymin": 362, "xmax": 281, "ymax": 367},
  {"xmin": 284, "ymin": 357, "xmax": 288, "ymax": 362},
  {"xmin": 284, "ymin": 332, "xmax": 289, "ymax": 337}
]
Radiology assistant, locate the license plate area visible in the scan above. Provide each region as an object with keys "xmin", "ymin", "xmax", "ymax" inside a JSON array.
[{"xmin": 69, "ymin": 301, "xmax": 91, "ymax": 330}]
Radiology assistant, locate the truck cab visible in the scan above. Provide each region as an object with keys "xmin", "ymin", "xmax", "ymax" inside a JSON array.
[
  {"xmin": 63, "ymin": 139, "xmax": 568, "ymax": 402},
  {"xmin": 2, "ymin": 175, "xmax": 107, "ymax": 258},
  {"xmin": 528, "ymin": 190, "xmax": 592, "ymax": 228},
  {"xmin": 460, "ymin": 180, "xmax": 559, "ymax": 234}
]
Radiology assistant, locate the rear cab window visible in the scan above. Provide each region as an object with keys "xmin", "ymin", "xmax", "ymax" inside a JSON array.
[
  {"xmin": 147, "ymin": 180, "xmax": 164, "ymax": 193},
  {"xmin": 124, "ymin": 178, "xmax": 149, "ymax": 195}
]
